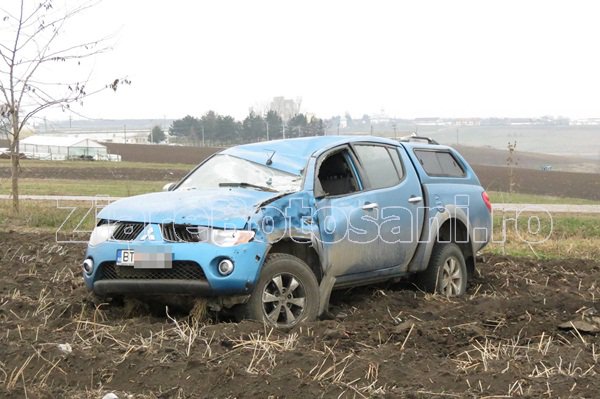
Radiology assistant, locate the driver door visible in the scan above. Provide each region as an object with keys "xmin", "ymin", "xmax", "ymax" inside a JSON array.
[{"xmin": 314, "ymin": 146, "xmax": 382, "ymax": 277}]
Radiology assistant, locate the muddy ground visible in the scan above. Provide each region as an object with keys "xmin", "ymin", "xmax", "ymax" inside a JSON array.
[
  {"xmin": 474, "ymin": 165, "xmax": 600, "ymax": 201},
  {"xmin": 1, "ymin": 231, "xmax": 599, "ymax": 398},
  {"xmin": 102, "ymin": 143, "xmax": 221, "ymax": 165}
]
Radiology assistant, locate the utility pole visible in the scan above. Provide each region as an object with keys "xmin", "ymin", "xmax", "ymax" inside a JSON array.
[
  {"xmin": 265, "ymin": 121, "xmax": 269, "ymax": 141},
  {"xmin": 393, "ymin": 123, "xmax": 397, "ymax": 140},
  {"xmin": 123, "ymin": 124, "xmax": 127, "ymax": 144},
  {"xmin": 202, "ymin": 125, "xmax": 205, "ymax": 146},
  {"xmin": 282, "ymin": 122, "xmax": 285, "ymax": 139}
]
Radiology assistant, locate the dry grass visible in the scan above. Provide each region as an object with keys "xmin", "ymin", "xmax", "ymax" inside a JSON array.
[
  {"xmin": 227, "ymin": 328, "xmax": 298, "ymax": 375},
  {"xmin": 454, "ymin": 331, "xmax": 597, "ymax": 398},
  {"xmin": 302, "ymin": 344, "xmax": 388, "ymax": 397}
]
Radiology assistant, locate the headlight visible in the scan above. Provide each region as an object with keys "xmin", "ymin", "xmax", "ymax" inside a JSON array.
[
  {"xmin": 89, "ymin": 223, "xmax": 117, "ymax": 246},
  {"xmin": 210, "ymin": 229, "xmax": 255, "ymax": 247}
]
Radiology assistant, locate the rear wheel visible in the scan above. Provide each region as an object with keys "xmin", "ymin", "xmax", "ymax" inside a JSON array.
[
  {"xmin": 417, "ymin": 243, "xmax": 467, "ymax": 297},
  {"xmin": 241, "ymin": 253, "xmax": 319, "ymax": 328}
]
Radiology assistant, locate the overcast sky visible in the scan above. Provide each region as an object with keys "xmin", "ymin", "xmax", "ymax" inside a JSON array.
[{"xmin": 34, "ymin": 1, "xmax": 600, "ymax": 120}]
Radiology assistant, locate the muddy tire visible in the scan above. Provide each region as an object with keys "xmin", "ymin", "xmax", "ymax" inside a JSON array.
[
  {"xmin": 241, "ymin": 253, "xmax": 319, "ymax": 328},
  {"xmin": 417, "ymin": 243, "xmax": 467, "ymax": 297}
]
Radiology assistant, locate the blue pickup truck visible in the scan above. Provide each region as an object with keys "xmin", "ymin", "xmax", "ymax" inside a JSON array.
[{"xmin": 83, "ymin": 136, "xmax": 492, "ymax": 327}]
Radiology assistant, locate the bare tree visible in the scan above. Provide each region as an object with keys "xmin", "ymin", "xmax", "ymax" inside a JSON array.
[
  {"xmin": 506, "ymin": 141, "xmax": 518, "ymax": 194},
  {"xmin": 0, "ymin": 0, "xmax": 129, "ymax": 212}
]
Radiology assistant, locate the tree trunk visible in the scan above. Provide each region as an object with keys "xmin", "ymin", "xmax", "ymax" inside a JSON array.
[
  {"xmin": 11, "ymin": 146, "xmax": 19, "ymax": 213},
  {"xmin": 10, "ymin": 115, "xmax": 20, "ymax": 213}
]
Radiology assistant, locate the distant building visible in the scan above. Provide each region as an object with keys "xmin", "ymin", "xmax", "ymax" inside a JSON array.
[
  {"xmin": 414, "ymin": 117, "xmax": 450, "ymax": 126},
  {"xmin": 19, "ymin": 135, "xmax": 120, "ymax": 161},
  {"xmin": 370, "ymin": 111, "xmax": 392, "ymax": 125},
  {"xmin": 270, "ymin": 97, "xmax": 301, "ymax": 121},
  {"xmin": 453, "ymin": 118, "xmax": 481, "ymax": 126},
  {"xmin": 570, "ymin": 118, "xmax": 600, "ymax": 126}
]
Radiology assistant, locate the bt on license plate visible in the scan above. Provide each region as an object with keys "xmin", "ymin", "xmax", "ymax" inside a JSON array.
[{"xmin": 117, "ymin": 249, "xmax": 135, "ymax": 266}]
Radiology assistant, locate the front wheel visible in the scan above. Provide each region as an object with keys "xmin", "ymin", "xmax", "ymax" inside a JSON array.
[
  {"xmin": 417, "ymin": 243, "xmax": 467, "ymax": 297},
  {"xmin": 241, "ymin": 253, "xmax": 319, "ymax": 328}
]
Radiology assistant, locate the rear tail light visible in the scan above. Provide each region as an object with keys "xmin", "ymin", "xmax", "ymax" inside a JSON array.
[{"xmin": 482, "ymin": 191, "xmax": 492, "ymax": 212}]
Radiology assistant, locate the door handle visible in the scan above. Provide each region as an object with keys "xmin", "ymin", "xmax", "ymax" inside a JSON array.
[
  {"xmin": 408, "ymin": 196, "xmax": 423, "ymax": 204},
  {"xmin": 362, "ymin": 202, "xmax": 379, "ymax": 210}
]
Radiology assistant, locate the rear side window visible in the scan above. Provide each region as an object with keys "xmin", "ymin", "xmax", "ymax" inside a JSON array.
[
  {"xmin": 387, "ymin": 148, "xmax": 404, "ymax": 179},
  {"xmin": 414, "ymin": 150, "xmax": 465, "ymax": 177},
  {"xmin": 353, "ymin": 145, "xmax": 401, "ymax": 189}
]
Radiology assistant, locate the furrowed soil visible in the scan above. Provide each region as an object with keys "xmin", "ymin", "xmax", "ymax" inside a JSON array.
[
  {"xmin": 2, "ymin": 141, "xmax": 599, "ymax": 200},
  {"xmin": 1, "ymin": 231, "xmax": 599, "ymax": 398},
  {"xmin": 3, "ymin": 163, "xmax": 599, "ymax": 200}
]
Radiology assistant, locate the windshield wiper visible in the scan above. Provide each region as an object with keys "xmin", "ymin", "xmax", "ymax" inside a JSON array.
[{"xmin": 219, "ymin": 182, "xmax": 278, "ymax": 192}]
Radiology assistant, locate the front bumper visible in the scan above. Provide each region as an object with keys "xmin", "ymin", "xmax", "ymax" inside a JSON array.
[
  {"xmin": 84, "ymin": 231, "xmax": 268, "ymax": 297},
  {"xmin": 93, "ymin": 279, "xmax": 213, "ymax": 296}
]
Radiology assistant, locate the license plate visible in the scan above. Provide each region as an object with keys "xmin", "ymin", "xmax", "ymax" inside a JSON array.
[
  {"xmin": 117, "ymin": 249, "xmax": 135, "ymax": 266},
  {"xmin": 134, "ymin": 252, "xmax": 172, "ymax": 269}
]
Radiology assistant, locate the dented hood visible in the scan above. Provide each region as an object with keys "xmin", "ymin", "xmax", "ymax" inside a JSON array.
[{"xmin": 97, "ymin": 188, "xmax": 280, "ymax": 229}]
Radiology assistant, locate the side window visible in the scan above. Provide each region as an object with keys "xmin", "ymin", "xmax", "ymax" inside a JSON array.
[
  {"xmin": 414, "ymin": 150, "xmax": 443, "ymax": 175},
  {"xmin": 353, "ymin": 145, "xmax": 401, "ymax": 189},
  {"xmin": 387, "ymin": 147, "xmax": 404, "ymax": 179},
  {"xmin": 316, "ymin": 149, "xmax": 360, "ymax": 197},
  {"xmin": 414, "ymin": 150, "xmax": 465, "ymax": 177}
]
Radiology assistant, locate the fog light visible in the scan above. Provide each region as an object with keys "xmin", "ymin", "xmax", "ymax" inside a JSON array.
[
  {"xmin": 83, "ymin": 258, "xmax": 94, "ymax": 274},
  {"xmin": 218, "ymin": 259, "xmax": 234, "ymax": 276}
]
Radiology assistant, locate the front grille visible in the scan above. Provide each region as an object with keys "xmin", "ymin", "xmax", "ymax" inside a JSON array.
[
  {"xmin": 112, "ymin": 222, "xmax": 145, "ymax": 241},
  {"xmin": 97, "ymin": 261, "xmax": 206, "ymax": 281},
  {"xmin": 161, "ymin": 223, "xmax": 209, "ymax": 243}
]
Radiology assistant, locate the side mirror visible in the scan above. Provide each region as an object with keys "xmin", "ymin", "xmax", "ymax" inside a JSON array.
[{"xmin": 162, "ymin": 182, "xmax": 176, "ymax": 192}]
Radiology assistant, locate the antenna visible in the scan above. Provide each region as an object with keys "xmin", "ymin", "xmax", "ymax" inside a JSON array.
[{"xmin": 266, "ymin": 150, "xmax": 276, "ymax": 165}]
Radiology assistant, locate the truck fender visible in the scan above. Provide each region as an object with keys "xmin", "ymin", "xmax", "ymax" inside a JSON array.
[{"xmin": 406, "ymin": 205, "xmax": 473, "ymax": 273}]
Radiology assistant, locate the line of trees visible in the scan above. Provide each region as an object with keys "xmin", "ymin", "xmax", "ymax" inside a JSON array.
[{"xmin": 169, "ymin": 110, "xmax": 325, "ymax": 145}]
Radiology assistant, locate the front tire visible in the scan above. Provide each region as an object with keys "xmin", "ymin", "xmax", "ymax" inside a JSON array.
[
  {"xmin": 417, "ymin": 243, "xmax": 467, "ymax": 297},
  {"xmin": 241, "ymin": 253, "xmax": 319, "ymax": 328}
]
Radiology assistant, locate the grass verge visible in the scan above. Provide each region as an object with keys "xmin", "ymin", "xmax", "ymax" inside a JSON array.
[
  {"xmin": 485, "ymin": 212, "xmax": 600, "ymax": 259},
  {"xmin": 488, "ymin": 190, "xmax": 598, "ymax": 205},
  {"xmin": 0, "ymin": 158, "xmax": 193, "ymax": 170},
  {"xmin": 0, "ymin": 200, "xmax": 98, "ymax": 232},
  {"xmin": 0, "ymin": 178, "xmax": 164, "ymax": 197}
]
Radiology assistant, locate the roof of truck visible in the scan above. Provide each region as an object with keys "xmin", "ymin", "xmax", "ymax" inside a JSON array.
[{"xmin": 222, "ymin": 135, "xmax": 405, "ymax": 174}]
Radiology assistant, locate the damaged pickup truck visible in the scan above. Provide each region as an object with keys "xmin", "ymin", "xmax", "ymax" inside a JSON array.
[{"xmin": 83, "ymin": 136, "xmax": 492, "ymax": 328}]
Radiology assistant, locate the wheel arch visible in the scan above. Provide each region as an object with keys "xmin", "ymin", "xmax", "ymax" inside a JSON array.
[
  {"xmin": 437, "ymin": 217, "xmax": 475, "ymax": 278},
  {"xmin": 407, "ymin": 205, "xmax": 476, "ymax": 276},
  {"xmin": 266, "ymin": 238, "xmax": 324, "ymax": 283}
]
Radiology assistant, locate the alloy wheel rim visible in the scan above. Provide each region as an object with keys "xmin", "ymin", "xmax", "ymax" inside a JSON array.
[
  {"xmin": 261, "ymin": 273, "xmax": 306, "ymax": 326},
  {"xmin": 440, "ymin": 256, "xmax": 463, "ymax": 297}
]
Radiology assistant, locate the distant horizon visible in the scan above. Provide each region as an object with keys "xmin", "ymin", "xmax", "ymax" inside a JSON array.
[{"xmin": 36, "ymin": 114, "xmax": 600, "ymax": 124}]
